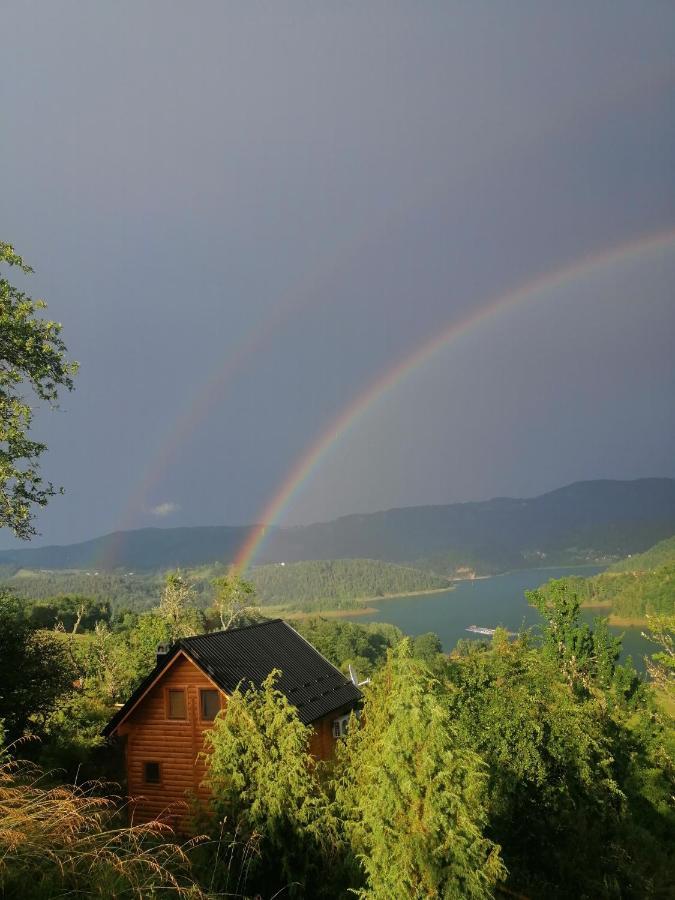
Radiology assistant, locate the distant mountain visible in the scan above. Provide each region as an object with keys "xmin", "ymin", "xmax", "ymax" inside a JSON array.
[
  {"xmin": 0, "ymin": 525, "xmax": 254, "ymax": 572},
  {"xmin": 0, "ymin": 478, "xmax": 674, "ymax": 575}
]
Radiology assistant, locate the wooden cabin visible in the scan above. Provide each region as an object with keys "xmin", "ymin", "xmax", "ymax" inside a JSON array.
[{"xmin": 103, "ymin": 619, "xmax": 362, "ymax": 826}]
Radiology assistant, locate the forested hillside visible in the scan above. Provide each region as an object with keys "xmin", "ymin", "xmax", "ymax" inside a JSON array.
[
  {"xmin": 538, "ymin": 535, "xmax": 675, "ymax": 622},
  {"xmin": 609, "ymin": 535, "xmax": 675, "ymax": 572},
  {"xmin": 249, "ymin": 559, "xmax": 450, "ymax": 607},
  {"xmin": 1, "ymin": 478, "xmax": 674, "ymax": 574},
  {"xmin": 0, "ymin": 558, "xmax": 450, "ymax": 616}
]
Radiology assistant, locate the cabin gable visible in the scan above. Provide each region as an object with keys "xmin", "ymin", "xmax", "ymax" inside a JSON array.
[{"xmin": 122, "ymin": 653, "xmax": 224, "ymax": 824}]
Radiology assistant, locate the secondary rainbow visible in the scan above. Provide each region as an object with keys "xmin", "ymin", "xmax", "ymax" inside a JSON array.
[
  {"xmin": 233, "ymin": 226, "xmax": 675, "ymax": 572},
  {"xmin": 96, "ymin": 209, "xmax": 407, "ymax": 570}
]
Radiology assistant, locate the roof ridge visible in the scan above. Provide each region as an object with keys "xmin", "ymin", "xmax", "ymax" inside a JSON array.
[{"xmin": 180, "ymin": 617, "xmax": 284, "ymax": 642}]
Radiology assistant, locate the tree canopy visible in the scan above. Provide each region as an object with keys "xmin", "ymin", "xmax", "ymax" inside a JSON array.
[{"xmin": 0, "ymin": 242, "xmax": 77, "ymax": 539}]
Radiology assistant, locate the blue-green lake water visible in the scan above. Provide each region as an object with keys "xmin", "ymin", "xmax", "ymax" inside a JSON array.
[{"xmin": 345, "ymin": 566, "xmax": 649, "ymax": 670}]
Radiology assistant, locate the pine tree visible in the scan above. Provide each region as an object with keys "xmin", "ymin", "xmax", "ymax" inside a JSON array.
[
  {"xmin": 336, "ymin": 641, "xmax": 505, "ymax": 899},
  {"xmin": 202, "ymin": 671, "xmax": 341, "ymax": 896}
]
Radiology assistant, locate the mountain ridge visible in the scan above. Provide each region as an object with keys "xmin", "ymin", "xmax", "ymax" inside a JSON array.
[{"xmin": 1, "ymin": 478, "xmax": 674, "ymax": 574}]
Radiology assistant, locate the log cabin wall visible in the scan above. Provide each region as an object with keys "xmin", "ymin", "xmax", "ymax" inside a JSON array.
[
  {"xmin": 308, "ymin": 704, "xmax": 355, "ymax": 759},
  {"xmin": 119, "ymin": 652, "xmax": 223, "ymax": 826}
]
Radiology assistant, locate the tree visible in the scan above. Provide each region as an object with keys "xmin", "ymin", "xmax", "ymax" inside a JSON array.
[
  {"xmin": 526, "ymin": 579, "xmax": 620, "ymax": 691},
  {"xmin": 0, "ymin": 242, "xmax": 77, "ymax": 539},
  {"xmin": 336, "ymin": 641, "xmax": 505, "ymax": 899},
  {"xmin": 642, "ymin": 613, "xmax": 675, "ymax": 696},
  {"xmin": 202, "ymin": 671, "xmax": 340, "ymax": 896},
  {"xmin": 0, "ymin": 592, "xmax": 75, "ymax": 742},
  {"xmin": 157, "ymin": 571, "xmax": 202, "ymax": 641},
  {"xmin": 446, "ymin": 636, "xmax": 626, "ymax": 895},
  {"xmin": 210, "ymin": 570, "xmax": 259, "ymax": 630},
  {"xmin": 411, "ymin": 630, "xmax": 444, "ymax": 664}
]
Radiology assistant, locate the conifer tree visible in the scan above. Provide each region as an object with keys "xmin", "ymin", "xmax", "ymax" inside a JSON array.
[
  {"xmin": 336, "ymin": 641, "xmax": 505, "ymax": 899},
  {"xmin": 202, "ymin": 671, "xmax": 340, "ymax": 896}
]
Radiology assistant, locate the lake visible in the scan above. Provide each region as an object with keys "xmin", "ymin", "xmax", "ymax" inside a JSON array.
[{"xmin": 345, "ymin": 566, "xmax": 649, "ymax": 670}]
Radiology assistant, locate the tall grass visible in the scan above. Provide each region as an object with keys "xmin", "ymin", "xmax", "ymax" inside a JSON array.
[{"xmin": 0, "ymin": 743, "xmax": 205, "ymax": 898}]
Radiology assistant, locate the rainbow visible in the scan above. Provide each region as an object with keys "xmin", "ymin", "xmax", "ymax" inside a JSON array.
[
  {"xmin": 96, "ymin": 208, "xmax": 411, "ymax": 570},
  {"xmin": 233, "ymin": 226, "xmax": 675, "ymax": 572}
]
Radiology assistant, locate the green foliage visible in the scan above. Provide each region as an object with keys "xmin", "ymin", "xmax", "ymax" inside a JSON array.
[
  {"xmin": 642, "ymin": 613, "xmax": 675, "ymax": 697},
  {"xmin": 27, "ymin": 595, "xmax": 111, "ymax": 632},
  {"xmin": 446, "ymin": 637, "xmax": 628, "ymax": 895},
  {"xmin": 293, "ymin": 617, "xmax": 403, "ymax": 678},
  {"xmin": 411, "ymin": 630, "xmax": 444, "ymax": 664},
  {"xmin": 0, "ymin": 242, "xmax": 77, "ymax": 539},
  {"xmin": 158, "ymin": 570, "xmax": 203, "ymax": 641},
  {"xmin": 208, "ymin": 570, "xmax": 260, "ymax": 630},
  {"xmin": 249, "ymin": 558, "xmax": 450, "ymax": 607},
  {"xmin": 0, "ymin": 592, "xmax": 76, "ymax": 742},
  {"xmin": 0, "ymin": 569, "xmax": 167, "ymax": 615},
  {"xmin": 336, "ymin": 642, "xmax": 505, "ymax": 899},
  {"xmin": 527, "ymin": 579, "xmax": 621, "ymax": 690},
  {"xmin": 203, "ymin": 671, "xmax": 341, "ymax": 896}
]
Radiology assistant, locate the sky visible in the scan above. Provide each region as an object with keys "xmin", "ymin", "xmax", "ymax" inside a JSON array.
[{"xmin": 2, "ymin": 1, "xmax": 675, "ymax": 549}]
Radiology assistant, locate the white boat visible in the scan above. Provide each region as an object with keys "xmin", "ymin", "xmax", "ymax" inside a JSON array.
[{"xmin": 466, "ymin": 625, "xmax": 516, "ymax": 636}]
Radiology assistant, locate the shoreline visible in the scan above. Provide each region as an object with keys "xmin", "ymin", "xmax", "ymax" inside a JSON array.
[
  {"xmin": 581, "ymin": 601, "xmax": 649, "ymax": 628},
  {"xmin": 284, "ymin": 606, "xmax": 378, "ymax": 620},
  {"xmin": 607, "ymin": 614, "xmax": 649, "ymax": 628}
]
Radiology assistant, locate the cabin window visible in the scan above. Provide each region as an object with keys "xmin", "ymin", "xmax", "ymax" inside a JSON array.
[
  {"xmin": 144, "ymin": 761, "xmax": 160, "ymax": 784},
  {"xmin": 167, "ymin": 688, "xmax": 187, "ymax": 720},
  {"xmin": 200, "ymin": 689, "xmax": 220, "ymax": 721},
  {"xmin": 332, "ymin": 715, "xmax": 351, "ymax": 739}
]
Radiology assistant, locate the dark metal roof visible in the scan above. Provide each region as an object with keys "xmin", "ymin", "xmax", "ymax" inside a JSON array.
[{"xmin": 104, "ymin": 619, "xmax": 361, "ymax": 735}]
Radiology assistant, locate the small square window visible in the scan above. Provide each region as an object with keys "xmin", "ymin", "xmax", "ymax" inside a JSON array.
[
  {"xmin": 168, "ymin": 689, "xmax": 186, "ymax": 719},
  {"xmin": 144, "ymin": 761, "xmax": 160, "ymax": 784},
  {"xmin": 200, "ymin": 689, "xmax": 220, "ymax": 721}
]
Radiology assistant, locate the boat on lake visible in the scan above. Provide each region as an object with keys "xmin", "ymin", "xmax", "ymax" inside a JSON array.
[{"xmin": 466, "ymin": 625, "xmax": 515, "ymax": 636}]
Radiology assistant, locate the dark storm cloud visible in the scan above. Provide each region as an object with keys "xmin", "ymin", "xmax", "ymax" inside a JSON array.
[{"xmin": 1, "ymin": 1, "xmax": 674, "ymax": 546}]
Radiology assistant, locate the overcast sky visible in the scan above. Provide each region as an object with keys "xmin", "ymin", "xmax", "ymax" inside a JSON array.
[{"xmin": 2, "ymin": 1, "xmax": 675, "ymax": 548}]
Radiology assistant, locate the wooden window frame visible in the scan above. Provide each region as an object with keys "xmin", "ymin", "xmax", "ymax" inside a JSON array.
[
  {"xmin": 143, "ymin": 760, "xmax": 162, "ymax": 786},
  {"xmin": 165, "ymin": 686, "xmax": 188, "ymax": 721},
  {"xmin": 199, "ymin": 688, "xmax": 221, "ymax": 723}
]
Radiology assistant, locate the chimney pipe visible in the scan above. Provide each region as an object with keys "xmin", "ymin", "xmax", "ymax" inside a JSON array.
[{"xmin": 156, "ymin": 642, "xmax": 171, "ymax": 666}]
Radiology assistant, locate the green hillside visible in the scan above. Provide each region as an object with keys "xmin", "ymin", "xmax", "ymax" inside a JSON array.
[
  {"xmin": 539, "ymin": 534, "xmax": 675, "ymax": 622},
  {"xmin": 608, "ymin": 534, "xmax": 675, "ymax": 572},
  {"xmin": 249, "ymin": 559, "xmax": 450, "ymax": 608}
]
